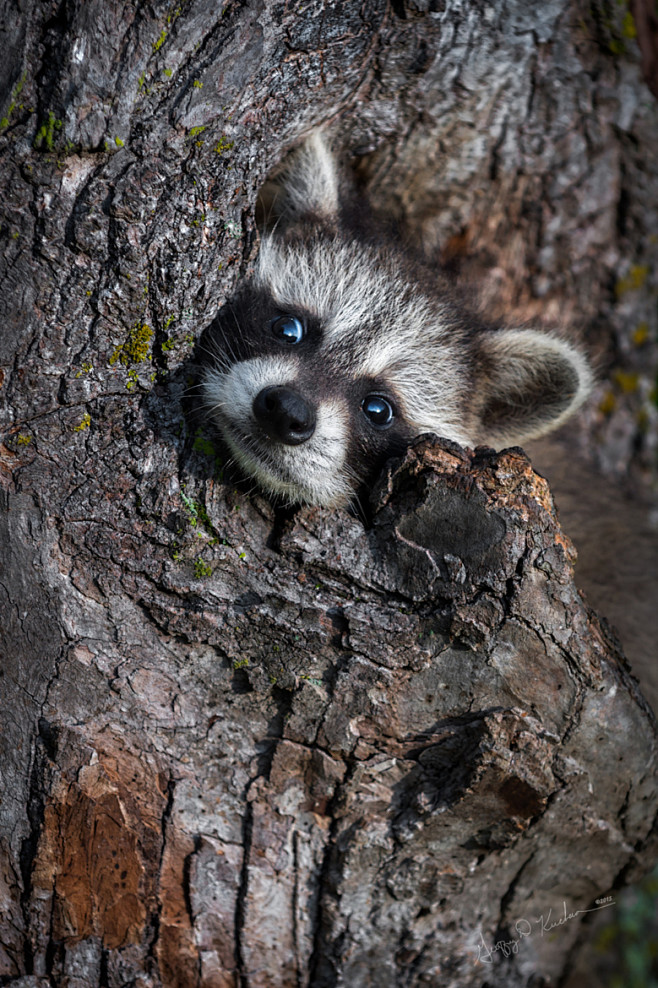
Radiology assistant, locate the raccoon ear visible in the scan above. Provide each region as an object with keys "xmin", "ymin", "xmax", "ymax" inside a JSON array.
[
  {"xmin": 474, "ymin": 329, "xmax": 593, "ymax": 446},
  {"xmin": 258, "ymin": 131, "xmax": 340, "ymax": 231}
]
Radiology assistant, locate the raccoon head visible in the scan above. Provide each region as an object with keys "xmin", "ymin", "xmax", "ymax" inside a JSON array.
[{"xmin": 200, "ymin": 132, "xmax": 592, "ymax": 507}]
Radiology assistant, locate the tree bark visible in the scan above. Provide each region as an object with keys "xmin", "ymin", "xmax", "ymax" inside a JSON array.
[{"xmin": 1, "ymin": 2, "xmax": 657, "ymax": 986}]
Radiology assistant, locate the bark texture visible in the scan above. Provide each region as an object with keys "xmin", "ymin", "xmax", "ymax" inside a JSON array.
[{"xmin": 1, "ymin": 1, "xmax": 657, "ymax": 986}]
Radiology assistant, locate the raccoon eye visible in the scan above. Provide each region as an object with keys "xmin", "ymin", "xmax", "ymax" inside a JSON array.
[
  {"xmin": 361, "ymin": 394, "xmax": 395, "ymax": 429},
  {"xmin": 271, "ymin": 315, "xmax": 305, "ymax": 344}
]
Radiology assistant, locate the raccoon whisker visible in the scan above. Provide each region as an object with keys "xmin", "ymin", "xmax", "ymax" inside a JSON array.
[
  {"xmin": 194, "ymin": 340, "xmax": 232, "ymax": 367},
  {"xmin": 194, "ymin": 339, "xmax": 220, "ymax": 360},
  {"xmin": 195, "ymin": 129, "xmax": 592, "ymax": 509},
  {"xmin": 199, "ymin": 312, "xmax": 244, "ymax": 368},
  {"xmin": 180, "ymin": 380, "xmax": 205, "ymax": 399},
  {"xmin": 242, "ymin": 478, "xmax": 261, "ymax": 499},
  {"xmin": 350, "ymin": 492, "xmax": 369, "ymax": 526},
  {"xmin": 223, "ymin": 304, "xmax": 252, "ymax": 362},
  {"xmin": 209, "ymin": 335, "xmax": 239, "ymax": 370},
  {"xmin": 222, "ymin": 454, "xmax": 241, "ymax": 475},
  {"xmin": 204, "ymin": 398, "xmax": 234, "ymax": 415}
]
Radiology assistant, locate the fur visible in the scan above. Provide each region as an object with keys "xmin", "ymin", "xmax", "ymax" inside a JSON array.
[{"xmin": 199, "ymin": 131, "xmax": 593, "ymax": 506}]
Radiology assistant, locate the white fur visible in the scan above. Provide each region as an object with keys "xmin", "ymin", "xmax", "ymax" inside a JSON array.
[
  {"xmin": 203, "ymin": 355, "xmax": 299, "ymax": 424},
  {"xmin": 256, "ymin": 236, "xmax": 397, "ymax": 337},
  {"xmin": 271, "ymin": 130, "xmax": 339, "ymax": 223},
  {"xmin": 202, "ymin": 357, "xmax": 351, "ymax": 505},
  {"xmin": 203, "ymin": 131, "xmax": 593, "ymax": 506},
  {"xmin": 477, "ymin": 329, "xmax": 594, "ymax": 445},
  {"xmin": 256, "ymin": 235, "xmax": 472, "ymax": 443}
]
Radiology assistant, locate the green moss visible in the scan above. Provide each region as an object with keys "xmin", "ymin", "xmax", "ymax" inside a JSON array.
[
  {"xmin": 652, "ymin": 378, "xmax": 658, "ymax": 408},
  {"xmin": 1, "ymin": 71, "xmax": 27, "ymax": 132},
  {"xmin": 621, "ymin": 10, "xmax": 636, "ymax": 38},
  {"xmin": 194, "ymin": 558, "xmax": 213, "ymax": 578},
  {"xmin": 224, "ymin": 220, "xmax": 241, "ymax": 239},
  {"xmin": 215, "ymin": 136, "xmax": 234, "ymax": 155},
  {"xmin": 160, "ymin": 325, "xmax": 194, "ymax": 357},
  {"xmin": 193, "ymin": 431, "xmax": 217, "ymax": 456},
  {"xmin": 16, "ymin": 433, "xmax": 32, "ymax": 446},
  {"xmin": 233, "ymin": 657, "xmax": 249, "ymax": 669},
  {"xmin": 180, "ymin": 491, "xmax": 200, "ymax": 524},
  {"xmin": 109, "ymin": 322, "xmax": 154, "ymax": 367},
  {"xmin": 167, "ymin": 4, "xmax": 184, "ymax": 24},
  {"xmin": 592, "ymin": 0, "xmax": 640, "ymax": 57},
  {"xmin": 300, "ymin": 675, "xmax": 323, "ymax": 687},
  {"xmin": 188, "ymin": 125, "xmax": 206, "ymax": 138},
  {"xmin": 593, "ymin": 865, "xmax": 658, "ymax": 987},
  {"xmin": 636, "ymin": 407, "xmax": 650, "ymax": 432},
  {"xmin": 193, "ymin": 79, "xmax": 203, "ymax": 89},
  {"xmin": 179, "ymin": 487, "xmax": 223, "ymax": 544},
  {"xmin": 153, "ymin": 29, "xmax": 167, "ymax": 52},
  {"xmin": 613, "ymin": 369, "xmax": 639, "ymax": 393},
  {"xmin": 632, "ymin": 322, "xmax": 650, "ymax": 346},
  {"xmin": 164, "ymin": 68, "xmax": 173, "ymax": 78},
  {"xmin": 34, "ymin": 111, "xmax": 63, "ymax": 151},
  {"xmin": 615, "ymin": 265, "xmax": 650, "ymax": 297},
  {"xmin": 599, "ymin": 391, "xmax": 616, "ymax": 415},
  {"xmin": 114, "ymin": 136, "xmax": 124, "ymax": 147},
  {"xmin": 197, "ymin": 502, "xmax": 213, "ymax": 531},
  {"xmin": 75, "ymin": 361, "xmax": 93, "ymax": 379},
  {"xmin": 74, "ymin": 412, "xmax": 91, "ymax": 432}
]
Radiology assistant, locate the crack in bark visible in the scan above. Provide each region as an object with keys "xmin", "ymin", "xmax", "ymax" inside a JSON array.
[
  {"xmin": 182, "ymin": 833, "xmax": 203, "ymax": 987},
  {"xmin": 291, "ymin": 827, "xmax": 303, "ymax": 988},
  {"xmin": 496, "ymin": 849, "xmax": 538, "ymax": 932},
  {"xmin": 146, "ymin": 773, "xmax": 177, "ymax": 970},
  {"xmin": 306, "ymin": 750, "xmax": 359, "ymax": 988},
  {"xmin": 235, "ymin": 795, "xmax": 254, "ymax": 988},
  {"xmin": 18, "ymin": 730, "xmax": 52, "ymax": 976}
]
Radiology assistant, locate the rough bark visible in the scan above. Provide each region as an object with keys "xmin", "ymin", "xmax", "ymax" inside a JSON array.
[{"xmin": 1, "ymin": 1, "xmax": 657, "ymax": 986}]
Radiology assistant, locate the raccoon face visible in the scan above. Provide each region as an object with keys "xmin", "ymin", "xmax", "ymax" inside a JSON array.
[
  {"xmin": 199, "ymin": 131, "xmax": 593, "ymax": 507},
  {"xmin": 199, "ymin": 254, "xmax": 431, "ymax": 506}
]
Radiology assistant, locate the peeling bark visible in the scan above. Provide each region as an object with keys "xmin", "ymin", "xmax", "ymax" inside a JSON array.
[{"xmin": 1, "ymin": 1, "xmax": 657, "ymax": 986}]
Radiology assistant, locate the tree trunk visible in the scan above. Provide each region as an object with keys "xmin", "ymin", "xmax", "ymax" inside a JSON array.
[{"xmin": 1, "ymin": 2, "xmax": 657, "ymax": 986}]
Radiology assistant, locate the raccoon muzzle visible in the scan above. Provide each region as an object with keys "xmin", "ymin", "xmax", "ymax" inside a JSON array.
[{"xmin": 252, "ymin": 385, "xmax": 316, "ymax": 446}]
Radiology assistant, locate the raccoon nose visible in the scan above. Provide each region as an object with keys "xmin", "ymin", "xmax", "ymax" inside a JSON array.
[{"xmin": 253, "ymin": 386, "xmax": 316, "ymax": 445}]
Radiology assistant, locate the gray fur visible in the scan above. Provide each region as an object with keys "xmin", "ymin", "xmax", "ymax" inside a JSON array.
[{"xmin": 200, "ymin": 131, "xmax": 592, "ymax": 506}]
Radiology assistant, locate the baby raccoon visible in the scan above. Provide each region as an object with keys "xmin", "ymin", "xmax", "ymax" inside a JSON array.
[{"xmin": 200, "ymin": 132, "xmax": 592, "ymax": 506}]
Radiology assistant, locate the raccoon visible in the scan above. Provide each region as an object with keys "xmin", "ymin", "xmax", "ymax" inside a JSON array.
[{"xmin": 199, "ymin": 131, "xmax": 592, "ymax": 507}]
